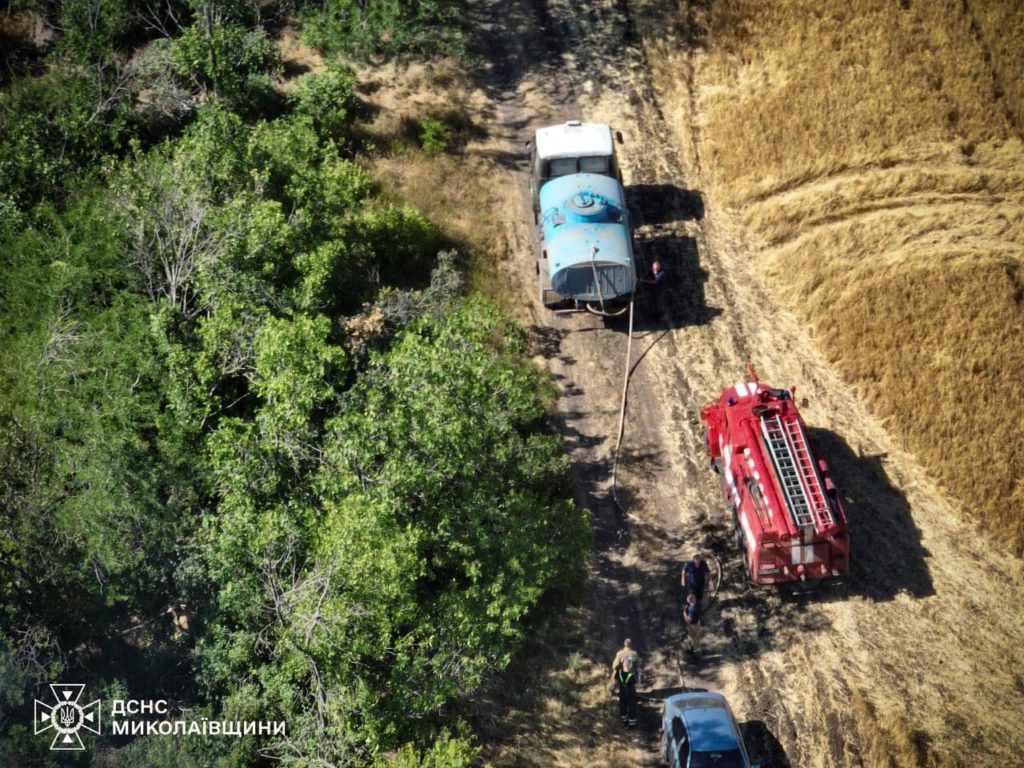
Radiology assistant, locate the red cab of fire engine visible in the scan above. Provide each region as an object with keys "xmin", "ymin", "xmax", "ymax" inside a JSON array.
[{"xmin": 701, "ymin": 372, "xmax": 849, "ymax": 585}]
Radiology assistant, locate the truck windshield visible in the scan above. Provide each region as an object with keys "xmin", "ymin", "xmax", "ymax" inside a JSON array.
[
  {"xmin": 548, "ymin": 158, "xmax": 577, "ymax": 177},
  {"xmin": 580, "ymin": 156, "xmax": 609, "ymax": 174}
]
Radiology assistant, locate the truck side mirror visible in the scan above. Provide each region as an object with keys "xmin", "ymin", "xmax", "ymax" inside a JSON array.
[{"xmin": 615, "ymin": 130, "xmax": 624, "ymax": 144}]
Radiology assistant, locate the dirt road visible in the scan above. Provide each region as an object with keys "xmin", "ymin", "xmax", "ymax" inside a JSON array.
[{"xmin": 460, "ymin": 0, "xmax": 1024, "ymax": 765}]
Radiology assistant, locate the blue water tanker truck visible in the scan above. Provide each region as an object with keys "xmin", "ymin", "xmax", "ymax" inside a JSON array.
[{"xmin": 529, "ymin": 121, "xmax": 637, "ymax": 315}]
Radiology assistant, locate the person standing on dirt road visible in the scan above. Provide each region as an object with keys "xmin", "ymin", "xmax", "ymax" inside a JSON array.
[
  {"xmin": 638, "ymin": 259, "xmax": 666, "ymax": 319},
  {"xmin": 615, "ymin": 656, "xmax": 640, "ymax": 727},
  {"xmin": 682, "ymin": 553, "xmax": 711, "ymax": 603},
  {"xmin": 683, "ymin": 594, "xmax": 702, "ymax": 655}
]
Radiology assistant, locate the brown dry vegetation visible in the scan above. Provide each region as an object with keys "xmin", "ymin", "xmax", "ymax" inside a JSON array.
[
  {"xmin": 651, "ymin": 0, "xmax": 1024, "ymax": 554},
  {"xmin": 352, "ymin": 60, "xmax": 525, "ymax": 308},
  {"xmin": 466, "ymin": 619, "xmax": 656, "ymax": 768},
  {"xmin": 374, "ymin": 149, "xmax": 514, "ymax": 301},
  {"xmin": 274, "ymin": 25, "xmax": 326, "ymax": 90},
  {"xmin": 849, "ymin": 691, "xmax": 955, "ymax": 768}
]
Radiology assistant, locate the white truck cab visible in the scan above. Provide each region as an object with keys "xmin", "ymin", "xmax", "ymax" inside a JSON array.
[{"xmin": 529, "ymin": 121, "xmax": 622, "ymax": 219}]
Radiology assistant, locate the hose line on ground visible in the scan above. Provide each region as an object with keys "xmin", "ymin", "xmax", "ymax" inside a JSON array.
[
  {"xmin": 610, "ymin": 296, "xmax": 635, "ymax": 517},
  {"xmin": 606, "ymin": 295, "xmax": 723, "ymax": 629},
  {"xmin": 585, "ymin": 302, "xmax": 630, "ymax": 318}
]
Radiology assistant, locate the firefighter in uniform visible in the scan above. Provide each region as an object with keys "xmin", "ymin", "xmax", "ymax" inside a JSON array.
[
  {"xmin": 610, "ymin": 639, "xmax": 640, "ymax": 726},
  {"xmin": 615, "ymin": 657, "xmax": 639, "ymax": 727}
]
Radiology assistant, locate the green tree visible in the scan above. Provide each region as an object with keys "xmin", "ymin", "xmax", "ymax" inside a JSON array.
[
  {"xmin": 0, "ymin": 69, "xmax": 136, "ymax": 209},
  {"xmin": 288, "ymin": 63, "xmax": 361, "ymax": 144},
  {"xmin": 196, "ymin": 297, "xmax": 584, "ymax": 763},
  {"xmin": 172, "ymin": 0, "xmax": 280, "ymax": 110},
  {"xmin": 57, "ymin": 0, "xmax": 131, "ymax": 64},
  {"xmin": 0, "ymin": 36, "xmax": 584, "ymax": 766},
  {"xmin": 302, "ymin": 0, "xmax": 465, "ymax": 60}
]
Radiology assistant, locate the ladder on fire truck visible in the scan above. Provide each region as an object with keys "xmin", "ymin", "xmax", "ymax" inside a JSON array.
[{"xmin": 760, "ymin": 414, "xmax": 834, "ymax": 532}]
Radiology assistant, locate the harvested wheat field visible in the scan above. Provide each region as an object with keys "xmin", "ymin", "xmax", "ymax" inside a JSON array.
[
  {"xmin": 396, "ymin": 0, "xmax": 1024, "ymax": 766},
  {"xmin": 642, "ymin": 0, "xmax": 1024, "ymax": 554}
]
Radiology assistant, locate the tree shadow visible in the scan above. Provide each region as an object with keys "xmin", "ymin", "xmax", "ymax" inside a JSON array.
[
  {"xmin": 281, "ymin": 59, "xmax": 311, "ymax": 80},
  {"xmin": 528, "ymin": 323, "xmax": 571, "ymax": 361},
  {"xmin": 0, "ymin": 10, "xmax": 55, "ymax": 83},
  {"xmin": 740, "ymin": 719, "xmax": 792, "ymax": 768},
  {"xmin": 807, "ymin": 427, "xmax": 935, "ymax": 600}
]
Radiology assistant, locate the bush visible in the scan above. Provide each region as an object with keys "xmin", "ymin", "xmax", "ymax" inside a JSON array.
[
  {"xmin": 419, "ymin": 118, "xmax": 450, "ymax": 155},
  {"xmin": 288, "ymin": 62, "xmax": 361, "ymax": 143},
  {"xmin": 173, "ymin": 21, "xmax": 280, "ymax": 111},
  {"xmin": 57, "ymin": 0, "xmax": 131, "ymax": 64},
  {"xmin": 375, "ymin": 729, "xmax": 479, "ymax": 768}
]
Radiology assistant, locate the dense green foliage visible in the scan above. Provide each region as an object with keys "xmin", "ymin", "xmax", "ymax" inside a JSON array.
[
  {"xmin": 0, "ymin": 68, "xmax": 137, "ymax": 208},
  {"xmin": 301, "ymin": 0, "xmax": 465, "ymax": 60},
  {"xmin": 0, "ymin": 5, "xmax": 585, "ymax": 766}
]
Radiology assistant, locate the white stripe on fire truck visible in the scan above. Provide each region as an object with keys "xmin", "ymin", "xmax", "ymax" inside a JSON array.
[
  {"xmin": 789, "ymin": 544, "xmax": 816, "ymax": 564},
  {"xmin": 741, "ymin": 511, "xmax": 755, "ymax": 559}
]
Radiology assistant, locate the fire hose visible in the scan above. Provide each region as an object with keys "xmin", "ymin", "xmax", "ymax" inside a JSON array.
[
  {"xmin": 610, "ymin": 295, "xmax": 635, "ymax": 517},
  {"xmin": 608, "ymin": 296, "xmax": 723, "ymax": 623}
]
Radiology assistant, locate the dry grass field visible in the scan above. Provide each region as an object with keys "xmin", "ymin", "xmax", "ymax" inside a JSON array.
[
  {"xmin": 350, "ymin": 60, "xmax": 526, "ymax": 307},
  {"xmin": 646, "ymin": 0, "xmax": 1024, "ymax": 555}
]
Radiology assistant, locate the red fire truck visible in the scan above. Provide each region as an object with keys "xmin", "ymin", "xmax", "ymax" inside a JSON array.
[{"xmin": 701, "ymin": 369, "xmax": 849, "ymax": 585}]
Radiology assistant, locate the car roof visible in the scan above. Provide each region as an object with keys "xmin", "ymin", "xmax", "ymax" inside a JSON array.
[
  {"xmin": 665, "ymin": 693, "xmax": 742, "ymax": 753},
  {"xmin": 535, "ymin": 121, "xmax": 614, "ymax": 160}
]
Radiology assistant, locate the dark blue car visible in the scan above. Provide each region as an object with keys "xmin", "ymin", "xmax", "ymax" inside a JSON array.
[{"xmin": 661, "ymin": 692, "xmax": 760, "ymax": 768}]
